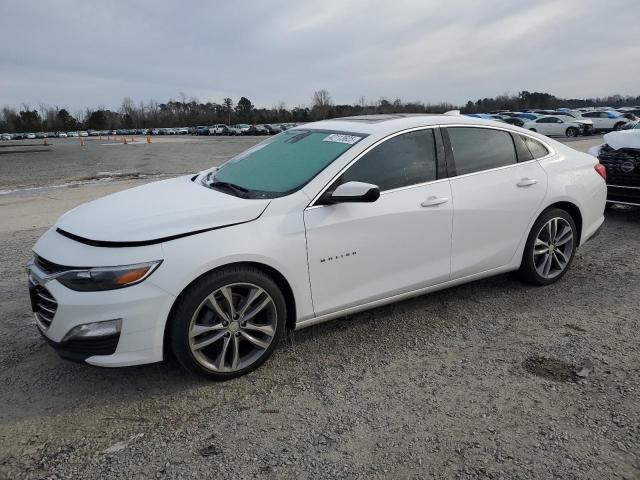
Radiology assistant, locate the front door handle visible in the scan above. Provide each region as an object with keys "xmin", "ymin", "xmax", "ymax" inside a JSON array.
[
  {"xmin": 516, "ymin": 178, "xmax": 538, "ymax": 187},
  {"xmin": 421, "ymin": 196, "xmax": 449, "ymax": 207}
]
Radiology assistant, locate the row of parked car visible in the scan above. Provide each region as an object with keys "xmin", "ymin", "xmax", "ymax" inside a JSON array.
[
  {"xmin": 467, "ymin": 107, "xmax": 640, "ymax": 138},
  {"xmin": 0, "ymin": 123, "xmax": 302, "ymax": 140}
]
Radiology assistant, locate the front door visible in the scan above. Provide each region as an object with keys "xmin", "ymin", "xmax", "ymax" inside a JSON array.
[{"xmin": 304, "ymin": 128, "xmax": 453, "ymax": 316}]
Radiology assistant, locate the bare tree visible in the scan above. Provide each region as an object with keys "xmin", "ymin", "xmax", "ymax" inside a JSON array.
[{"xmin": 311, "ymin": 90, "xmax": 333, "ymax": 120}]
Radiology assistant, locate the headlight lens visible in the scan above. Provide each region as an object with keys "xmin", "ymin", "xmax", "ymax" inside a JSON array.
[{"xmin": 56, "ymin": 261, "xmax": 162, "ymax": 291}]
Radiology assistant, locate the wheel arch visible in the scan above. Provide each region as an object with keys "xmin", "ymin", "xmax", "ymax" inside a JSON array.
[{"xmin": 162, "ymin": 261, "xmax": 297, "ymax": 358}]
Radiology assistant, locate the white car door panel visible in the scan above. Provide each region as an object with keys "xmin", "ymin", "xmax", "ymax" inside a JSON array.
[
  {"xmin": 304, "ymin": 127, "xmax": 452, "ymax": 316},
  {"xmin": 304, "ymin": 181, "xmax": 453, "ymax": 316},
  {"xmin": 450, "ymin": 161, "xmax": 547, "ymax": 278},
  {"xmin": 444, "ymin": 126, "xmax": 549, "ymax": 279}
]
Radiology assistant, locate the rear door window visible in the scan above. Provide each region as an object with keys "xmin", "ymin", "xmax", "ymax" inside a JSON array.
[{"xmin": 446, "ymin": 127, "xmax": 517, "ymax": 175}]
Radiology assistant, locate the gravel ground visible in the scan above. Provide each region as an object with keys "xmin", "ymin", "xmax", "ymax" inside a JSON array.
[{"xmin": 0, "ymin": 136, "xmax": 638, "ymax": 479}]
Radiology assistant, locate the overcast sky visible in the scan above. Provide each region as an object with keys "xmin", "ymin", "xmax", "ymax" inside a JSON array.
[{"xmin": 1, "ymin": 0, "xmax": 639, "ymax": 111}]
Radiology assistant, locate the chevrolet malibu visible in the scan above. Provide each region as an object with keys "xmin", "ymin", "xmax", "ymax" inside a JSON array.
[{"xmin": 29, "ymin": 114, "xmax": 607, "ymax": 380}]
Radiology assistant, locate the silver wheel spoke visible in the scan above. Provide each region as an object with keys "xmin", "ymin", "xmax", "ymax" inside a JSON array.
[
  {"xmin": 542, "ymin": 253, "xmax": 553, "ymax": 276},
  {"xmin": 242, "ymin": 297, "xmax": 272, "ymax": 322},
  {"xmin": 206, "ymin": 294, "xmax": 231, "ymax": 323},
  {"xmin": 192, "ymin": 331, "xmax": 226, "ymax": 351},
  {"xmin": 534, "ymin": 238, "xmax": 549, "ymax": 255},
  {"xmin": 217, "ymin": 335, "xmax": 231, "ymax": 370},
  {"xmin": 240, "ymin": 331, "xmax": 270, "ymax": 349},
  {"xmin": 190, "ymin": 323, "xmax": 226, "ymax": 338},
  {"xmin": 555, "ymin": 248, "xmax": 569, "ymax": 265},
  {"xmin": 555, "ymin": 227, "xmax": 573, "ymax": 246},
  {"xmin": 243, "ymin": 322, "xmax": 275, "ymax": 337},
  {"xmin": 231, "ymin": 335, "xmax": 240, "ymax": 370},
  {"xmin": 238, "ymin": 286, "xmax": 265, "ymax": 317},
  {"xmin": 220, "ymin": 286, "xmax": 236, "ymax": 319}
]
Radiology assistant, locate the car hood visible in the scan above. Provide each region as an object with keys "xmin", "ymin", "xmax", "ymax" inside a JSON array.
[
  {"xmin": 572, "ymin": 119, "xmax": 593, "ymax": 125},
  {"xmin": 56, "ymin": 175, "xmax": 270, "ymax": 244},
  {"xmin": 603, "ymin": 130, "xmax": 640, "ymax": 151}
]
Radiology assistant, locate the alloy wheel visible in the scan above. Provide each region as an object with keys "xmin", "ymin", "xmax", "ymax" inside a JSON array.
[
  {"xmin": 188, "ymin": 283, "xmax": 277, "ymax": 372},
  {"xmin": 533, "ymin": 217, "xmax": 574, "ymax": 279}
]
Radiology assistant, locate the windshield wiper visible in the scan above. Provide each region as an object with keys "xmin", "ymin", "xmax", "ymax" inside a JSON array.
[{"xmin": 209, "ymin": 180, "xmax": 250, "ymax": 197}]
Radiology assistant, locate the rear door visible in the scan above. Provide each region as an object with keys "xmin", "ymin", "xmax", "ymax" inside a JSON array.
[
  {"xmin": 443, "ymin": 127, "xmax": 549, "ymax": 279},
  {"xmin": 304, "ymin": 128, "xmax": 452, "ymax": 316}
]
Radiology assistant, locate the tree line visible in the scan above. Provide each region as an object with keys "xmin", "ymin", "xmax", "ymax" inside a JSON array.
[{"xmin": 1, "ymin": 90, "xmax": 639, "ymax": 133}]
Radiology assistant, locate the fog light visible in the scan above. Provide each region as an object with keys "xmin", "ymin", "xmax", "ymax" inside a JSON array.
[{"xmin": 62, "ymin": 319, "xmax": 122, "ymax": 342}]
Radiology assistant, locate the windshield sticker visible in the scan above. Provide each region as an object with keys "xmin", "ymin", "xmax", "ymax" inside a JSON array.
[{"xmin": 322, "ymin": 134, "xmax": 361, "ymax": 145}]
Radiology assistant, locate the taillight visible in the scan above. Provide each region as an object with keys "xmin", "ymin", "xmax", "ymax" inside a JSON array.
[{"xmin": 594, "ymin": 164, "xmax": 607, "ymax": 181}]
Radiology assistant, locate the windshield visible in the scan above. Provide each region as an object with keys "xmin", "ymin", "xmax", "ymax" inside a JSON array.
[{"xmin": 208, "ymin": 129, "xmax": 365, "ymax": 198}]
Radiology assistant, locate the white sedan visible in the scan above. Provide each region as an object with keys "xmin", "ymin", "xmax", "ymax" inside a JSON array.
[
  {"xmin": 29, "ymin": 115, "xmax": 606, "ymax": 380},
  {"xmin": 523, "ymin": 116, "xmax": 583, "ymax": 137}
]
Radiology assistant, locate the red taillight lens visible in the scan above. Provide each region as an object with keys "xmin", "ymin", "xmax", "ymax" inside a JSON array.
[{"xmin": 595, "ymin": 164, "xmax": 607, "ymax": 181}]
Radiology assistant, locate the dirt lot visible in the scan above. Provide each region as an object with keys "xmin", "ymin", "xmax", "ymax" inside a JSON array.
[{"xmin": 0, "ymin": 135, "xmax": 638, "ymax": 479}]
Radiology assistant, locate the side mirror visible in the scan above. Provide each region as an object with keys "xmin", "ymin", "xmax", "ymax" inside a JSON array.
[{"xmin": 321, "ymin": 181, "xmax": 380, "ymax": 204}]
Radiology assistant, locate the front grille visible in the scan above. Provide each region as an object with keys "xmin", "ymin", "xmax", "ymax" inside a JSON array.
[
  {"xmin": 29, "ymin": 278, "xmax": 58, "ymax": 330},
  {"xmin": 598, "ymin": 146, "xmax": 640, "ymax": 188}
]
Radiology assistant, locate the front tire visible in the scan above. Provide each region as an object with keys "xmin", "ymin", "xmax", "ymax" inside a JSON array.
[
  {"xmin": 613, "ymin": 122, "xmax": 625, "ymax": 131},
  {"xmin": 519, "ymin": 209, "xmax": 577, "ymax": 286},
  {"xmin": 170, "ymin": 266, "xmax": 286, "ymax": 380},
  {"xmin": 565, "ymin": 127, "xmax": 579, "ymax": 138}
]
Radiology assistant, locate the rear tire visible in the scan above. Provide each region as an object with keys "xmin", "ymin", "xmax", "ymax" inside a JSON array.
[
  {"xmin": 170, "ymin": 266, "xmax": 286, "ymax": 380},
  {"xmin": 519, "ymin": 209, "xmax": 577, "ymax": 286}
]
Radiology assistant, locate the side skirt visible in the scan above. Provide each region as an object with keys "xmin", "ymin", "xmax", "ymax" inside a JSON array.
[{"xmin": 294, "ymin": 264, "xmax": 516, "ymax": 330}]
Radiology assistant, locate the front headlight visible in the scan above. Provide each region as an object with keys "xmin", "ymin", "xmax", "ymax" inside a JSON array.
[{"xmin": 56, "ymin": 261, "xmax": 162, "ymax": 292}]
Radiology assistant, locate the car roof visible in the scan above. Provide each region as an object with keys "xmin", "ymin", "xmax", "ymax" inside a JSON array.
[{"xmin": 296, "ymin": 113, "xmax": 513, "ymax": 136}]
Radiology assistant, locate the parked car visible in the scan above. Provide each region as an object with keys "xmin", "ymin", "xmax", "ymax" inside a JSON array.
[
  {"xmin": 67, "ymin": 132, "xmax": 79, "ymax": 137},
  {"xmin": 28, "ymin": 114, "xmax": 606, "ymax": 380},
  {"xmin": 1, "ymin": 133, "xmax": 12, "ymax": 141},
  {"xmin": 13, "ymin": 133, "xmax": 26, "ymax": 140},
  {"xmin": 523, "ymin": 116, "xmax": 583, "ymax": 137},
  {"xmin": 195, "ymin": 126, "xmax": 210, "ymax": 136},
  {"xmin": 225, "ymin": 125, "xmax": 242, "ymax": 136},
  {"xmin": 207, "ymin": 124, "xmax": 227, "ymax": 135},
  {"xmin": 235, "ymin": 124, "xmax": 251, "ymax": 135},
  {"xmin": 245, "ymin": 125, "xmax": 268, "ymax": 135},
  {"xmin": 176, "ymin": 127, "xmax": 189, "ymax": 135},
  {"xmin": 79, "ymin": 131, "xmax": 89, "ymax": 137},
  {"xmin": 550, "ymin": 112, "xmax": 594, "ymax": 135},
  {"xmin": 589, "ymin": 130, "xmax": 640, "ymax": 207},
  {"xmin": 25, "ymin": 133, "xmax": 36, "ymax": 139},
  {"xmin": 499, "ymin": 117, "xmax": 525, "ymax": 127},
  {"xmin": 57, "ymin": 132, "xmax": 68, "ymax": 138},
  {"xmin": 35, "ymin": 132, "xmax": 46, "ymax": 139},
  {"xmin": 579, "ymin": 111, "xmax": 629, "ymax": 132},
  {"xmin": 264, "ymin": 124, "xmax": 282, "ymax": 135}
]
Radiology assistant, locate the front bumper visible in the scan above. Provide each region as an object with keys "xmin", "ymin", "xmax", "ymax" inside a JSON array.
[
  {"xmin": 28, "ymin": 261, "xmax": 175, "ymax": 367},
  {"xmin": 37, "ymin": 326, "xmax": 120, "ymax": 363},
  {"xmin": 606, "ymin": 185, "xmax": 640, "ymax": 206}
]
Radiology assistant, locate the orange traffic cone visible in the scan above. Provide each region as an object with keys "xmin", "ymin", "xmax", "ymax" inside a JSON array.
[
  {"xmin": 80, "ymin": 137, "xmax": 85, "ymax": 147},
  {"xmin": 146, "ymin": 136, "xmax": 151, "ymax": 144},
  {"xmin": 123, "ymin": 137, "xmax": 128, "ymax": 145},
  {"xmin": 43, "ymin": 138, "xmax": 48, "ymax": 146}
]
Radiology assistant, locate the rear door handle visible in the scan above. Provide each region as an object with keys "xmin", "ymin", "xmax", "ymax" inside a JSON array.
[
  {"xmin": 421, "ymin": 196, "xmax": 449, "ymax": 207},
  {"xmin": 516, "ymin": 178, "xmax": 538, "ymax": 187}
]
